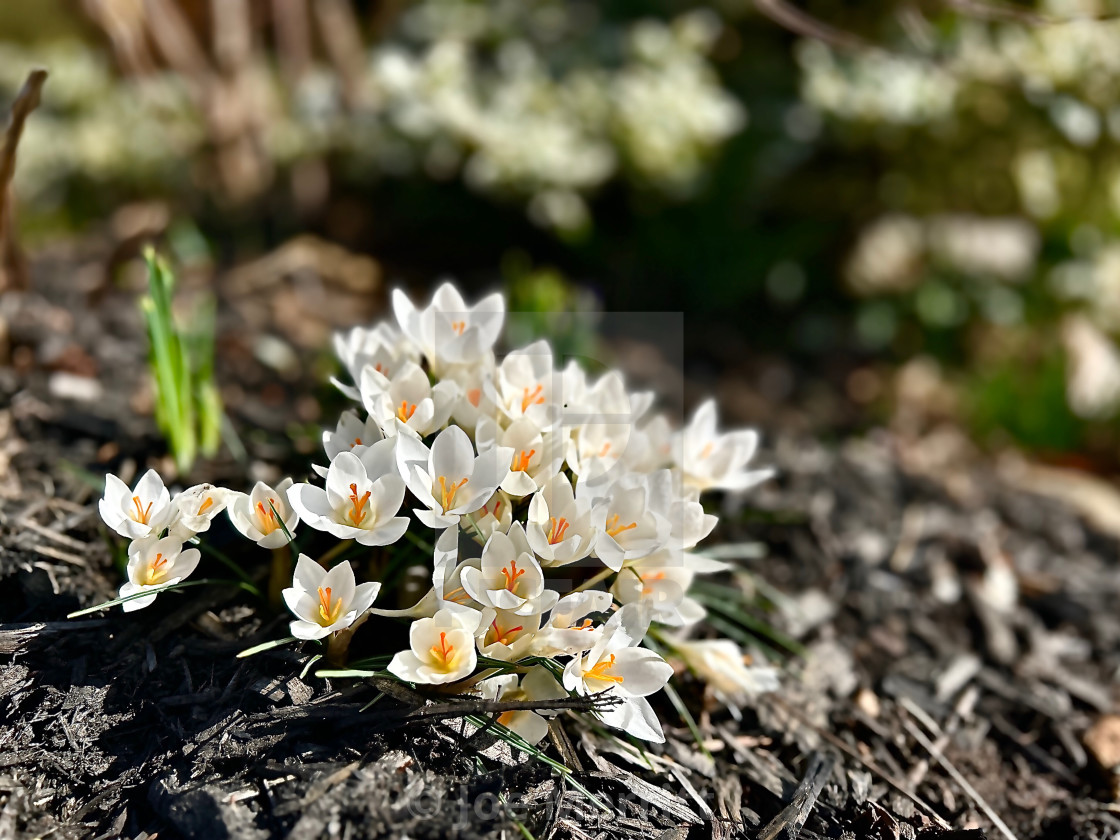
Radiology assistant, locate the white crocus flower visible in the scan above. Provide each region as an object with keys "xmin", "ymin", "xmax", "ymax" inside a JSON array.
[
  {"xmin": 583, "ymin": 471, "xmax": 672, "ymax": 572},
  {"xmin": 672, "ymin": 638, "xmax": 780, "ymax": 709},
  {"xmin": 532, "ymin": 590, "xmax": 614, "ymax": 656},
  {"xmin": 476, "ymin": 416, "xmax": 563, "ymax": 498},
  {"xmin": 460, "ymin": 525, "xmax": 556, "ymax": 616},
  {"xmin": 563, "ymin": 372, "xmax": 656, "ymax": 479},
  {"xmin": 621, "ymin": 413, "xmax": 674, "ymax": 473},
  {"xmin": 360, "ymin": 360, "xmax": 459, "ymax": 438},
  {"xmin": 443, "ymin": 357, "xmax": 499, "ymax": 433},
  {"xmin": 612, "ymin": 549, "xmax": 706, "ymax": 628},
  {"xmin": 371, "ymin": 528, "xmax": 481, "ymax": 619},
  {"xmin": 396, "ymin": 426, "xmax": 510, "ymax": 530},
  {"xmin": 331, "ymin": 322, "xmax": 418, "ymax": 401},
  {"xmin": 677, "ymin": 399, "xmax": 774, "ymax": 493},
  {"xmin": 476, "ymin": 668, "xmax": 565, "ymax": 745},
  {"xmin": 488, "ymin": 340, "xmax": 561, "ymax": 429},
  {"xmin": 282, "ymin": 554, "xmax": 380, "ymax": 641},
  {"xmin": 227, "ymin": 479, "xmax": 300, "ymax": 549},
  {"xmin": 525, "ymin": 473, "xmax": 594, "ymax": 567},
  {"xmin": 288, "ymin": 444, "xmax": 409, "ymax": 546},
  {"xmin": 99, "ymin": 469, "xmax": 175, "ymax": 540},
  {"xmin": 167, "ymin": 483, "xmax": 228, "ymax": 541},
  {"xmin": 118, "ymin": 535, "xmax": 200, "ymax": 612},
  {"xmin": 392, "ymin": 282, "xmax": 504, "ymax": 375},
  {"xmin": 476, "ymin": 606, "xmax": 542, "ymax": 662},
  {"xmin": 313, "ymin": 410, "xmax": 385, "ymax": 477},
  {"xmin": 388, "ymin": 606, "xmax": 490, "ymax": 685},
  {"xmin": 562, "ymin": 604, "xmax": 674, "ymax": 743}
]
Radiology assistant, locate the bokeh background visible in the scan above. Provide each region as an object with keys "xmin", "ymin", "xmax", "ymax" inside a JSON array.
[{"xmin": 5, "ymin": 0, "xmax": 1120, "ymax": 470}]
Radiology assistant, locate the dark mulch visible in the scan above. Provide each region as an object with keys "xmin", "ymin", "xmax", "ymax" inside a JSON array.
[{"xmin": 2, "ymin": 240, "xmax": 1119, "ymax": 839}]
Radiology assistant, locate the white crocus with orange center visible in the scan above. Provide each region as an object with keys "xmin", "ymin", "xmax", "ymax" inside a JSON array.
[
  {"xmin": 313, "ymin": 410, "xmax": 385, "ymax": 477},
  {"xmin": 460, "ymin": 525, "xmax": 556, "ymax": 615},
  {"xmin": 227, "ymin": 478, "xmax": 300, "ymax": 549},
  {"xmin": 392, "ymin": 282, "xmax": 504, "ymax": 375},
  {"xmin": 525, "ymin": 473, "xmax": 594, "ymax": 567},
  {"xmin": 671, "ymin": 638, "xmax": 780, "ymax": 710},
  {"xmin": 443, "ymin": 357, "xmax": 499, "ymax": 433},
  {"xmin": 531, "ymin": 590, "xmax": 613, "ymax": 656},
  {"xmin": 167, "ymin": 483, "xmax": 228, "ymax": 541},
  {"xmin": 288, "ymin": 444, "xmax": 409, "ymax": 546},
  {"xmin": 360, "ymin": 360, "xmax": 459, "ymax": 438},
  {"xmin": 476, "ymin": 416, "xmax": 563, "ymax": 498},
  {"xmin": 99, "ymin": 469, "xmax": 175, "ymax": 540},
  {"xmin": 611, "ymin": 548, "xmax": 708, "ymax": 628},
  {"xmin": 332, "ymin": 322, "xmax": 418, "ymax": 399},
  {"xmin": 396, "ymin": 425, "xmax": 510, "ymax": 530},
  {"xmin": 118, "ymin": 535, "xmax": 201, "ymax": 612},
  {"xmin": 476, "ymin": 606, "xmax": 542, "ymax": 661},
  {"xmin": 676, "ymin": 399, "xmax": 773, "ymax": 493},
  {"xmin": 582, "ymin": 471, "xmax": 671, "ymax": 572},
  {"xmin": 487, "ymin": 340, "xmax": 560, "ymax": 430},
  {"xmin": 388, "ymin": 607, "xmax": 490, "ymax": 685},
  {"xmin": 564, "ymin": 371, "xmax": 655, "ymax": 479},
  {"xmin": 562, "ymin": 604, "xmax": 674, "ymax": 743},
  {"xmin": 282, "ymin": 554, "xmax": 381, "ymax": 641}
]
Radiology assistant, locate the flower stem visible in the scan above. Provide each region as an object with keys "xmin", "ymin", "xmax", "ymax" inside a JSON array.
[
  {"xmin": 317, "ymin": 539, "xmax": 354, "ymax": 567},
  {"xmin": 269, "ymin": 543, "xmax": 292, "ymax": 611},
  {"xmin": 326, "ymin": 613, "xmax": 369, "ymax": 666},
  {"xmin": 571, "ymin": 567, "xmax": 614, "ymax": 594}
]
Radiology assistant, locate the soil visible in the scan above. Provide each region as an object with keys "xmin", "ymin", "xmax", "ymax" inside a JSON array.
[{"xmin": 2, "ymin": 236, "xmax": 1120, "ymax": 839}]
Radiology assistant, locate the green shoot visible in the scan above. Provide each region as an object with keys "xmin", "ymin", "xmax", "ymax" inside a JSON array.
[{"xmin": 140, "ymin": 247, "xmax": 224, "ymax": 476}]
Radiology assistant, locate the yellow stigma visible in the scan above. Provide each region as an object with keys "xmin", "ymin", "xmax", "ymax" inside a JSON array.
[
  {"xmin": 437, "ymin": 476, "xmax": 468, "ymax": 511},
  {"xmin": 586, "ymin": 654, "xmax": 624, "ymax": 684},
  {"xmin": 318, "ymin": 586, "xmax": 343, "ymax": 625},
  {"xmin": 511, "ymin": 448, "xmax": 536, "ymax": 472},
  {"xmin": 130, "ymin": 495, "xmax": 154, "ymax": 524},
  {"xmin": 346, "ymin": 483, "xmax": 371, "ymax": 526},
  {"xmin": 605, "ymin": 514, "xmax": 637, "ymax": 539}
]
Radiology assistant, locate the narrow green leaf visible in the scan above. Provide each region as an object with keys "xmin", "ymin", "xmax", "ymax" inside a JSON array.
[{"xmin": 236, "ymin": 635, "xmax": 298, "ymax": 658}]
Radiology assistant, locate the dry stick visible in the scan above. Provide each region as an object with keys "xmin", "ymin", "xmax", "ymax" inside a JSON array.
[
  {"xmin": 313, "ymin": 0, "xmax": 368, "ymax": 110},
  {"xmin": 752, "ymin": 0, "xmax": 869, "ymax": 50},
  {"xmin": 0, "ymin": 68, "xmax": 48, "ymax": 293},
  {"xmin": 765, "ymin": 695, "xmax": 951, "ymax": 829},
  {"xmin": 900, "ymin": 713, "xmax": 1021, "ymax": 840}
]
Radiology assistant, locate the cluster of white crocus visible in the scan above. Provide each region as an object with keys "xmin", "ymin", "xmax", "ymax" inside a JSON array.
[{"xmin": 98, "ymin": 281, "xmax": 777, "ymax": 743}]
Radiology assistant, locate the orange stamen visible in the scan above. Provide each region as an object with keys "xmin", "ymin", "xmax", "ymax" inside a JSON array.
[
  {"xmin": 145, "ymin": 552, "xmax": 169, "ymax": 585},
  {"xmin": 700, "ymin": 441, "xmax": 714, "ymax": 459},
  {"xmin": 430, "ymin": 631, "xmax": 455, "ymax": 664},
  {"xmin": 256, "ymin": 500, "xmax": 280, "ymax": 534},
  {"xmin": 605, "ymin": 514, "xmax": 637, "ymax": 538},
  {"xmin": 511, "ymin": 448, "xmax": 536, "ymax": 472},
  {"xmin": 347, "ymin": 483, "xmax": 371, "ymax": 526},
  {"xmin": 586, "ymin": 654, "xmax": 624, "ymax": 684},
  {"xmin": 567, "ymin": 617, "xmax": 595, "ymax": 631},
  {"xmin": 598, "ymin": 441, "xmax": 611, "ymax": 458},
  {"xmin": 451, "ymin": 320, "xmax": 467, "ymax": 336},
  {"xmin": 397, "ymin": 400, "xmax": 417, "ymax": 423},
  {"xmin": 521, "ymin": 384, "xmax": 544, "ymax": 413},
  {"xmin": 318, "ymin": 586, "xmax": 343, "ymax": 625},
  {"xmin": 443, "ymin": 585, "xmax": 470, "ymax": 604},
  {"xmin": 353, "ymin": 437, "xmax": 363, "ymax": 447},
  {"xmin": 131, "ymin": 495, "xmax": 154, "ymax": 524},
  {"xmin": 501, "ymin": 559, "xmax": 527, "ymax": 593},
  {"xmin": 437, "ymin": 476, "xmax": 469, "ymax": 511},
  {"xmin": 374, "ymin": 362, "xmax": 387, "ymax": 375},
  {"xmin": 197, "ymin": 496, "xmax": 214, "ymax": 515},
  {"xmin": 640, "ymin": 570, "xmax": 667, "ymax": 596},
  {"xmin": 467, "ymin": 388, "xmax": 482, "ymax": 407},
  {"xmin": 497, "ymin": 710, "xmax": 516, "ymax": 726},
  {"xmin": 547, "ymin": 516, "xmax": 570, "ymax": 545},
  {"xmin": 489, "ymin": 619, "xmax": 524, "ymax": 646}
]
